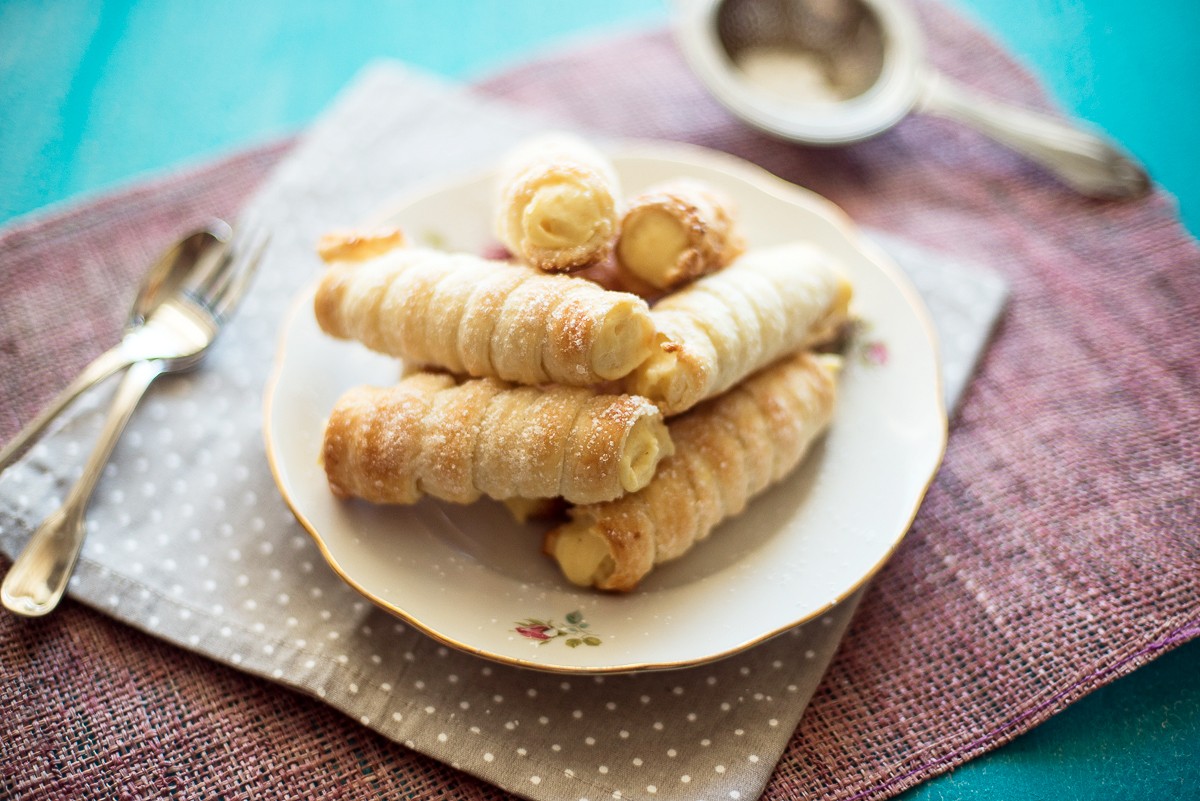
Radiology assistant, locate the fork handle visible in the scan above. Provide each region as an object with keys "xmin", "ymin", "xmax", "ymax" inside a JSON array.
[
  {"xmin": 0, "ymin": 345, "xmax": 137, "ymax": 475},
  {"xmin": 2, "ymin": 359, "xmax": 163, "ymax": 617}
]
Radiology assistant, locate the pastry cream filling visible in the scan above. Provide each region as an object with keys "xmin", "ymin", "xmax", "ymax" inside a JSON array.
[
  {"xmin": 617, "ymin": 208, "xmax": 689, "ymax": 288},
  {"xmin": 628, "ymin": 348, "xmax": 690, "ymax": 413},
  {"xmin": 618, "ymin": 416, "xmax": 674, "ymax": 492},
  {"xmin": 551, "ymin": 523, "xmax": 616, "ymax": 586},
  {"xmin": 590, "ymin": 301, "xmax": 655, "ymax": 380},
  {"xmin": 524, "ymin": 183, "xmax": 605, "ymax": 250}
]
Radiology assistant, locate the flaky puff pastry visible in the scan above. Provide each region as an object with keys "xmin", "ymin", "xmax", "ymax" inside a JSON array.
[
  {"xmin": 323, "ymin": 372, "xmax": 673, "ymax": 506},
  {"xmin": 495, "ymin": 134, "xmax": 620, "ymax": 273},
  {"xmin": 315, "ymin": 247, "xmax": 656, "ymax": 385},
  {"xmin": 545, "ymin": 352, "xmax": 840, "ymax": 591},
  {"xmin": 615, "ymin": 179, "xmax": 745, "ymax": 291},
  {"xmin": 625, "ymin": 243, "xmax": 851, "ymax": 415},
  {"xmin": 317, "ymin": 227, "xmax": 406, "ymax": 263}
]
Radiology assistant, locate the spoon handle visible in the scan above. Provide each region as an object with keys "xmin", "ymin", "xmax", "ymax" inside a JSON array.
[
  {"xmin": 0, "ymin": 345, "xmax": 136, "ymax": 475},
  {"xmin": 1, "ymin": 359, "xmax": 162, "ymax": 617},
  {"xmin": 918, "ymin": 70, "xmax": 1150, "ymax": 200}
]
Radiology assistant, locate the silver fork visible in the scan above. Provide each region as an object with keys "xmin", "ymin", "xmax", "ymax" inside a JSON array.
[{"xmin": 1, "ymin": 226, "xmax": 269, "ymax": 617}]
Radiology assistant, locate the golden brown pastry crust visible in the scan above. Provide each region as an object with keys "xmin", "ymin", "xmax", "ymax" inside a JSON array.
[
  {"xmin": 544, "ymin": 352, "xmax": 841, "ymax": 591},
  {"xmin": 323, "ymin": 372, "xmax": 674, "ymax": 507},
  {"xmin": 494, "ymin": 134, "xmax": 620, "ymax": 273},
  {"xmin": 615, "ymin": 179, "xmax": 745, "ymax": 291},
  {"xmin": 624, "ymin": 242, "xmax": 852, "ymax": 415},
  {"xmin": 317, "ymin": 227, "xmax": 407, "ymax": 263},
  {"xmin": 314, "ymin": 247, "xmax": 656, "ymax": 385}
]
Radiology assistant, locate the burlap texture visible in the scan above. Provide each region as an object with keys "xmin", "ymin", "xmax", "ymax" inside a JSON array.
[{"xmin": 2, "ymin": 3, "xmax": 1198, "ymax": 799}]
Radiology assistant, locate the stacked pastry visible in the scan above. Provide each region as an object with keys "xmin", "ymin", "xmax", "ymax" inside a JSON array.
[{"xmin": 314, "ymin": 134, "xmax": 852, "ymax": 592}]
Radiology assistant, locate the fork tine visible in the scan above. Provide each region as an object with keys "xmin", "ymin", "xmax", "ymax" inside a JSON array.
[
  {"xmin": 187, "ymin": 241, "xmax": 238, "ymax": 303},
  {"xmin": 196, "ymin": 221, "xmax": 263, "ymax": 307},
  {"xmin": 210, "ymin": 231, "xmax": 269, "ymax": 320},
  {"xmin": 183, "ymin": 235, "xmax": 235, "ymax": 296}
]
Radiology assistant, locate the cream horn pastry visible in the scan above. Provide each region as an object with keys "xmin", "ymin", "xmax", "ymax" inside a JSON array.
[
  {"xmin": 545, "ymin": 352, "xmax": 840, "ymax": 591},
  {"xmin": 322, "ymin": 372, "xmax": 673, "ymax": 507},
  {"xmin": 495, "ymin": 133, "xmax": 620, "ymax": 273},
  {"xmin": 615, "ymin": 179, "xmax": 745, "ymax": 291},
  {"xmin": 625, "ymin": 242, "xmax": 851, "ymax": 415},
  {"xmin": 314, "ymin": 246, "xmax": 656, "ymax": 385}
]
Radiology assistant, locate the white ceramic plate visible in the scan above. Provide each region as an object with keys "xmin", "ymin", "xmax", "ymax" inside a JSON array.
[{"xmin": 264, "ymin": 142, "xmax": 946, "ymax": 673}]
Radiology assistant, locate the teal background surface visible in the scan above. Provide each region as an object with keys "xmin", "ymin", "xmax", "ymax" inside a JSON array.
[{"xmin": 1, "ymin": 1, "xmax": 1196, "ymax": 798}]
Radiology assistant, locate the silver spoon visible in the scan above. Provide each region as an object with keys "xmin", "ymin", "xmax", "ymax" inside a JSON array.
[
  {"xmin": 0, "ymin": 222, "xmax": 232, "ymax": 475},
  {"xmin": 676, "ymin": 0, "xmax": 1150, "ymax": 199},
  {"xmin": 1, "ymin": 226, "xmax": 267, "ymax": 617}
]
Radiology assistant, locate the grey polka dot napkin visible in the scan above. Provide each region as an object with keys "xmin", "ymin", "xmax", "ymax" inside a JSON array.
[{"xmin": 0, "ymin": 63, "xmax": 1006, "ymax": 801}]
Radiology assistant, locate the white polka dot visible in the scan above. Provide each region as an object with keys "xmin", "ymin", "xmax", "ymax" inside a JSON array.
[
  {"xmin": 598, "ymin": 766, "xmax": 608, "ymax": 775},
  {"xmin": 360, "ymin": 716, "xmax": 370, "ymax": 725},
  {"xmin": 392, "ymin": 712, "xmax": 403, "ymax": 722},
  {"xmin": 667, "ymin": 749, "xmax": 677, "ymax": 758},
  {"xmin": 681, "ymin": 775, "xmax": 691, "ymax": 784},
  {"xmin": 437, "ymin": 733, "xmax": 448, "ymax": 743},
  {"xmin": 647, "ymin": 787, "xmax": 657, "ymax": 794},
  {"xmin": 530, "ymin": 776, "xmax": 542, "ymax": 785},
  {"xmin": 715, "ymin": 764, "xmax": 726, "ymax": 774},
  {"xmin": 748, "ymin": 755, "xmax": 760, "ymax": 763},
  {"xmin": 769, "ymin": 718, "xmax": 779, "ymax": 727},
  {"xmin": 632, "ymin": 757, "xmax": 643, "ymax": 766},
  {"xmin": 484, "ymin": 752, "xmax": 494, "ymax": 762}
]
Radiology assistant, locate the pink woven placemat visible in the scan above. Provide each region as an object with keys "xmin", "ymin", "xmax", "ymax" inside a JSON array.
[{"xmin": 2, "ymin": 2, "xmax": 1198, "ymax": 799}]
